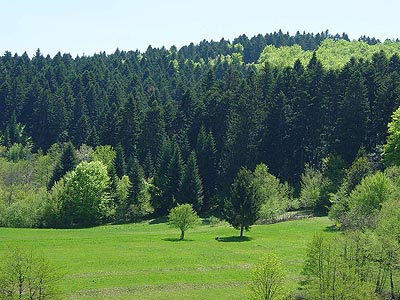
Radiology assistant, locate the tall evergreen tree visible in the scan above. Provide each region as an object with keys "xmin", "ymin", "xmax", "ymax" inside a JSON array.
[
  {"xmin": 119, "ymin": 96, "xmax": 141, "ymax": 157},
  {"xmin": 127, "ymin": 156, "xmax": 144, "ymax": 207},
  {"xmin": 153, "ymin": 139, "xmax": 173, "ymax": 216},
  {"xmin": 143, "ymin": 150, "xmax": 155, "ymax": 178},
  {"xmin": 180, "ymin": 151, "xmax": 203, "ymax": 212},
  {"xmin": 162, "ymin": 142, "xmax": 184, "ymax": 214},
  {"xmin": 224, "ymin": 168, "xmax": 262, "ymax": 237},
  {"xmin": 138, "ymin": 100, "xmax": 166, "ymax": 161},
  {"xmin": 196, "ymin": 126, "xmax": 217, "ymax": 212},
  {"xmin": 336, "ymin": 67, "xmax": 370, "ymax": 163}
]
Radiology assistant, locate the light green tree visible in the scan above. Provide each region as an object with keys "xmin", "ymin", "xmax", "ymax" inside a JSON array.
[
  {"xmin": 249, "ymin": 253, "xmax": 286, "ymax": 300},
  {"xmin": 168, "ymin": 203, "xmax": 200, "ymax": 240},
  {"xmin": 302, "ymin": 234, "xmax": 376, "ymax": 300},
  {"xmin": 376, "ymin": 199, "xmax": 400, "ymax": 299},
  {"xmin": 92, "ymin": 145, "xmax": 116, "ymax": 172},
  {"xmin": 383, "ymin": 106, "xmax": 400, "ymax": 167},
  {"xmin": 346, "ymin": 171, "xmax": 393, "ymax": 229},
  {"xmin": 299, "ymin": 165, "xmax": 325, "ymax": 210},
  {"xmin": 59, "ymin": 160, "xmax": 112, "ymax": 226},
  {"xmin": 253, "ymin": 163, "xmax": 294, "ymax": 223}
]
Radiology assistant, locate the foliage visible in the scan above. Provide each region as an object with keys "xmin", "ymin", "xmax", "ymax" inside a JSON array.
[
  {"xmin": 168, "ymin": 203, "xmax": 200, "ymax": 240},
  {"xmin": 249, "ymin": 253, "xmax": 286, "ymax": 300},
  {"xmin": 0, "ymin": 187, "xmax": 47, "ymax": 228},
  {"xmin": 114, "ymin": 175, "xmax": 131, "ymax": 221},
  {"xmin": 329, "ymin": 155, "xmax": 373, "ymax": 227},
  {"xmin": 258, "ymin": 44, "xmax": 312, "ymax": 68}
]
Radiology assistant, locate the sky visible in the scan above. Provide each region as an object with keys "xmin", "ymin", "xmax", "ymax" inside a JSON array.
[{"xmin": 1, "ymin": 0, "xmax": 399, "ymax": 57}]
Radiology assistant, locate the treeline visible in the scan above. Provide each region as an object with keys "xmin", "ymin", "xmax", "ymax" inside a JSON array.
[
  {"xmin": 1, "ymin": 31, "xmax": 400, "ymax": 226},
  {"xmin": 258, "ymin": 39, "xmax": 400, "ymax": 69}
]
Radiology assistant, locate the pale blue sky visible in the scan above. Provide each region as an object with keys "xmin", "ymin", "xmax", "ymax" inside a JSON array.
[{"xmin": 1, "ymin": 0, "xmax": 399, "ymax": 57}]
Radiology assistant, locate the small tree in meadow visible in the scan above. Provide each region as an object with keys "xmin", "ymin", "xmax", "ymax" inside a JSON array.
[
  {"xmin": 224, "ymin": 168, "xmax": 262, "ymax": 237},
  {"xmin": 168, "ymin": 203, "xmax": 200, "ymax": 240},
  {"xmin": 250, "ymin": 253, "xmax": 286, "ymax": 300}
]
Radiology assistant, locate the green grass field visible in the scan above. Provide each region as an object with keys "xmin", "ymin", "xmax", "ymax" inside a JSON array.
[{"xmin": 0, "ymin": 217, "xmax": 335, "ymax": 299}]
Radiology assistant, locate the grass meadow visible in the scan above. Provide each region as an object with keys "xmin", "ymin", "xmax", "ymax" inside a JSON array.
[{"xmin": 0, "ymin": 217, "xmax": 335, "ymax": 299}]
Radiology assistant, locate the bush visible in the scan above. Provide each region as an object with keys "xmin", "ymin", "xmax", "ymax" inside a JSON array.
[{"xmin": 0, "ymin": 187, "xmax": 47, "ymax": 228}]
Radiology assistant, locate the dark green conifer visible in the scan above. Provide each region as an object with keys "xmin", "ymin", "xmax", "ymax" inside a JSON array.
[{"xmin": 180, "ymin": 151, "xmax": 203, "ymax": 212}]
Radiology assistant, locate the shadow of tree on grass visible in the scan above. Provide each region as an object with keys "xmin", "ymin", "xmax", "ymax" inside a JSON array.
[
  {"xmin": 215, "ymin": 236, "xmax": 253, "ymax": 242},
  {"xmin": 162, "ymin": 238, "xmax": 194, "ymax": 242}
]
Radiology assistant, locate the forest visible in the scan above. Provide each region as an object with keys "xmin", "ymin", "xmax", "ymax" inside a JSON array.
[
  {"xmin": 1, "ymin": 30, "xmax": 400, "ymax": 225},
  {"xmin": 1, "ymin": 30, "xmax": 400, "ymax": 299}
]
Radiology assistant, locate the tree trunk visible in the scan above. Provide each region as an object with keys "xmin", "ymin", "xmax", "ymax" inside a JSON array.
[
  {"xmin": 240, "ymin": 225, "xmax": 244, "ymax": 238},
  {"xmin": 180, "ymin": 230, "xmax": 185, "ymax": 240}
]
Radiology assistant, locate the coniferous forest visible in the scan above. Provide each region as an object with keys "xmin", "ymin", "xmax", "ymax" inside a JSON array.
[{"xmin": 1, "ymin": 31, "xmax": 400, "ymax": 227}]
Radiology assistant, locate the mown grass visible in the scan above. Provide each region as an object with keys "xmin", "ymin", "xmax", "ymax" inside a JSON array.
[{"xmin": 0, "ymin": 217, "xmax": 335, "ymax": 299}]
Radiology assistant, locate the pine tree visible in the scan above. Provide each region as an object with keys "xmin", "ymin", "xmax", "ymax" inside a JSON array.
[{"xmin": 181, "ymin": 151, "xmax": 203, "ymax": 212}]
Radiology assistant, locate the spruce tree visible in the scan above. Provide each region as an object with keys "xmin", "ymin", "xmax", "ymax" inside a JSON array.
[
  {"xmin": 224, "ymin": 168, "xmax": 262, "ymax": 237},
  {"xmin": 162, "ymin": 142, "xmax": 184, "ymax": 214},
  {"xmin": 181, "ymin": 151, "xmax": 203, "ymax": 212}
]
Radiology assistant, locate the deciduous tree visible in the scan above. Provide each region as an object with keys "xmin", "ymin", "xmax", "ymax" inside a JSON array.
[{"xmin": 168, "ymin": 203, "xmax": 200, "ymax": 240}]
